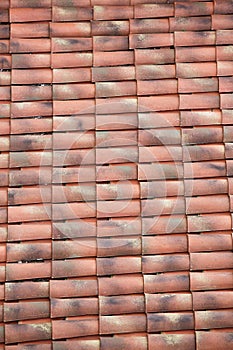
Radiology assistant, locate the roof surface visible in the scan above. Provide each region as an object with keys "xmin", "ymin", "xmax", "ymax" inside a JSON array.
[{"xmin": 0, "ymin": 0, "xmax": 233, "ymax": 349}]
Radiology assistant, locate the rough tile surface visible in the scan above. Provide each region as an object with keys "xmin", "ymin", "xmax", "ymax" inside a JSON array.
[{"xmin": 0, "ymin": 0, "xmax": 233, "ymax": 348}]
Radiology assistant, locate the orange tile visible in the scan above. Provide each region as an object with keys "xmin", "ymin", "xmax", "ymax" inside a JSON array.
[
  {"xmin": 149, "ymin": 333, "xmax": 195, "ymax": 350},
  {"xmin": 92, "ymin": 20, "xmax": 129, "ymax": 36},
  {"xmin": 10, "ymin": 8, "xmax": 52, "ymax": 22},
  {"xmin": 135, "ymin": 4, "xmax": 174, "ymax": 18},
  {"xmin": 52, "ymin": 317, "xmax": 98, "ymax": 339},
  {"xmin": 93, "ymin": 6, "xmax": 133, "ymax": 20},
  {"xmin": 175, "ymin": 2, "xmax": 213, "ymax": 16}
]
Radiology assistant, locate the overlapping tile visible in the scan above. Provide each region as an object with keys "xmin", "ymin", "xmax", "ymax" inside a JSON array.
[{"xmin": 0, "ymin": 0, "xmax": 232, "ymax": 348}]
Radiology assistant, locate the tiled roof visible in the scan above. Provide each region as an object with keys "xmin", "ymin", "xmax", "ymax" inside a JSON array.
[{"xmin": 1, "ymin": 0, "xmax": 233, "ymax": 348}]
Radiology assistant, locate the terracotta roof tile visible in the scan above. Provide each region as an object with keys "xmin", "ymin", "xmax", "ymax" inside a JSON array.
[
  {"xmin": 135, "ymin": 4, "xmax": 174, "ymax": 18},
  {"xmin": 0, "ymin": 9, "xmax": 9, "ymax": 20},
  {"xmin": 97, "ymin": 181, "xmax": 139, "ymax": 200},
  {"xmin": 53, "ymin": 7, "xmax": 93, "ymax": 22},
  {"xmin": 184, "ymin": 144, "xmax": 225, "ymax": 162},
  {"xmin": 193, "ymin": 290, "xmax": 233, "ymax": 309},
  {"xmin": 176, "ymin": 62, "xmax": 217, "ymax": 78},
  {"xmin": 139, "ymin": 111, "xmax": 180, "ymax": 128},
  {"xmin": 188, "ymin": 233, "xmax": 233, "ymax": 252},
  {"xmin": 4, "ymin": 301, "xmax": 50, "ymax": 322},
  {"xmin": 11, "ymin": 117, "xmax": 52, "ymax": 135},
  {"xmin": 216, "ymin": 45, "xmax": 233, "ymax": 61},
  {"xmin": 143, "ymin": 235, "xmax": 187, "ymax": 255},
  {"xmin": 143, "ymin": 253, "xmax": 190, "ymax": 273},
  {"xmin": 50, "ymin": 278, "xmax": 98, "ymax": 298},
  {"xmin": 97, "ymin": 217, "xmax": 141, "ymax": 237},
  {"xmin": 216, "ymin": 29, "xmax": 233, "ymax": 44},
  {"xmin": 5, "ymin": 322, "xmax": 51, "ymax": 344},
  {"xmin": 146, "ymin": 293, "xmax": 192, "ymax": 313},
  {"xmin": 99, "ymin": 274, "xmax": 144, "ymax": 295},
  {"xmin": 53, "ymin": 339, "xmax": 99, "ymax": 350},
  {"xmin": 139, "ymin": 145, "xmax": 182, "ymax": 162},
  {"xmin": 178, "ymin": 77, "xmax": 218, "ymax": 93},
  {"xmin": 52, "ymin": 52, "xmax": 92, "ymax": 68},
  {"xmin": 11, "ymin": 0, "xmax": 51, "ymax": 7},
  {"xmin": 12, "ymin": 85, "xmax": 52, "ymax": 102},
  {"xmin": 53, "ymin": 239, "xmax": 96, "ymax": 259},
  {"xmin": 51, "ymin": 297, "xmax": 98, "ymax": 318},
  {"xmin": 8, "ymin": 222, "xmax": 51, "ymax": 241},
  {"xmin": 11, "ymin": 23, "xmax": 50, "ymax": 38},
  {"xmin": 138, "ymin": 79, "xmax": 177, "ymax": 95},
  {"xmin": 100, "ymin": 295, "xmax": 145, "ymax": 315},
  {"xmin": 0, "ymin": 54, "xmax": 11, "ymax": 68},
  {"xmin": 139, "ymin": 94, "xmax": 179, "ymax": 111},
  {"xmin": 96, "ymin": 97, "xmax": 137, "ymax": 114},
  {"xmin": 92, "ymin": 20, "xmax": 129, "ymax": 36},
  {"xmin": 129, "ymin": 33, "xmax": 173, "ymax": 49},
  {"xmin": 51, "ymin": 22, "xmax": 91, "ymax": 37},
  {"xmin": 195, "ymin": 310, "xmax": 233, "ymax": 329},
  {"xmin": 93, "ymin": 5, "xmax": 133, "ymax": 20},
  {"xmin": 11, "ymin": 101, "xmax": 52, "ymax": 117},
  {"xmin": 52, "ymin": 37, "xmax": 92, "ymax": 52},
  {"xmin": 92, "ymin": 66, "xmax": 135, "ymax": 81},
  {"xmin": 136, "ymin": 64, "xmax": 176, "ymax": 80},
  {"xmin": 175, "ymin": 2, "xmax": 213, "ymax": 16},
  {"xmin": 144, "ymin": 272, "xmax": 190, "ymax": 293},
  {"xmin": 93, "ymin": 0, "xmax": 130, "ymax": 4},
  {"xmin": 5, "ymin": 344, "xmax": 51, "ymax": 350},
  {"xmin": 214, "ymin": 0, "xmax": 233, "ymax": 14},
  {"xmin": 54, "ymin": 115, "xmax": 95, "ymax": 131},
  {"xmin": 196, "ymin": 330, "xmax": 233, "ymax": 350},
  {"xmin": 94, "ymin": 50, "xmax": 134, "ymax": 66},
  {"xmin": 149, "ymin": 333, "xmax": 195, "ymax": 350},
  {"xmin": 139, "ymin": 162, "xmax": 183, "ymax": 181},
  {"xmin": 52, "ymin": 258, "xmax": 96, "ymax": 278},
  {"xmin": 130, "ymin": 18, "xmax": 169, "ymax": 34},
  {"xmin": 187, "ymin": 213, "xmax": 231, "ymax": 232},
  {"xmin": 184, "ymin": 161, "xmax": 226, "ymax": 179},
  {"xmin": 175, "ymin": 31, "xmax": 215, "ymax": 47},
  {"xmin": 97, "ymin": 256, "xmax": 141, "ymax": 275},
  {"xmin": 9, "ymin": 168, "xmax": 51, "ymax": 186},
  {"xmin": 219, "ymin": 76, "xmax": 233, "ymax": 92},
  {"xmin": 1, "ymin": 0, "xmax": 233, "ymax": 347},
  {"xmin": 10, "ymin": 8, "xmax": 52, "ymax": 22},
  {"xmin": 53, "ymin": 219, "xmax": 96, "ymax": 239},
  {"xmin": 190, "ymin": 251, "xmax": 233, "ymax": 270},
  {"xmin": 185, "ymin": 178, "xmax": 228, "ymax": 196},
  {"xmin": 100, "ymin": 314, "xmax": 146, "ymax": 334},
  {"xmin": 97, "ymin": 237, "xmax": 141, "ymax": 256},
  {"xmin": 7, "ymin": 241, "xmax": 51, "ymax": 262},
  {"xmin": 96, "ymin": 81, "xmax": 137, "ymax": 98},
  {"xmin": 6, "ymin": 261, "xmax": 51, "ymax": 281},
  {"xmin": 212, "ymin": 14, "xmax": 233, "ymax": 29},
  {"xmin": 52, "ymin": 316, "xmax": 98, "ymax": 339},
  {"xmin": 10, "ymin": 38, "xmax": 51, "ymax": 53},
  {"xmin": 190, "ymin": 270, "xmax": 233, "ymax": 291},
  {"xmin": 135, "ymin": 48, "xmax": 175, "ymax": 65},
  {"xmin": 170, "ymin": 16, "xmax": 212, "ymax": 31},
  {"xmin": 221, "ymin": 93, "xmax": 233, "ymax": 109},
  {"xmin": 53, "ymin": 183, "xmax": 95, "ymax": 203},
  {"xmin": 182, "ymin": 126, "xmax": 223, "ymax": 144},
  {"xmin": 12, "ymin": 53, "xmax": 51, "ymax": 68},
  {"xmin": 148, "ymin": 312, "xmax": 194, "ymax": 332},
  {"xmin": 94, "ymin": 36, "xmax": 128, "ymax": 51}
]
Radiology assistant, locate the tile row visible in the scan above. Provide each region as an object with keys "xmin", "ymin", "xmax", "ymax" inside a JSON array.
[
  {"xmin": 2, "ymin": 110, "xmax": 232, "ymax": 133},
  {"xmin": 6, "ymin": 1, "xmax": 233, "ymax": 20},
  {"xmin": 2, "ymin": 233, "xmax": 233, "ymax": 253},
  {"xmin": 0, "ymin": 331, "xmax": 233, "ymax": 350},
  {"xmin": 2, "ymin": 45, "xmax": 233, "ymax": 67}
]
